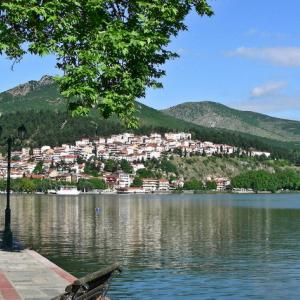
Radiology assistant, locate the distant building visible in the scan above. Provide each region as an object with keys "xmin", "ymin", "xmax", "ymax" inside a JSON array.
[
  {"xmin": 142, "ymin": 178, "xmax": 158, "ymax": 192},
  {"xmin": 158, "ymin": 179, "xmax": 170, "ymax": 191},
  {"xmin": 214, "ymin": 178, "xmax": 231, "ymax": 191},
  {"xmin": 117, "ymin": 172, "xmax": 132, "ymax": 188},
  {"xmin": 251, "ymin": 151, "xmax": 271, "ymax": 158},
  {"xmin": 165, "ymin": 132, "xmax": 191, "ymax": 141}
]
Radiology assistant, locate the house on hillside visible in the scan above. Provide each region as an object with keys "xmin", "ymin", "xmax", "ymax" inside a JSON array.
[
  {"xmin": 158, "ymin": 179, "xmax": 170, "ymax": 191},
  {"xmin": 215, "ymin": 178, "xmax": 231, "ymax": 191},
  {"xmin": 142, "ymin": 178, "xmax": 158, "ymax": 192}
]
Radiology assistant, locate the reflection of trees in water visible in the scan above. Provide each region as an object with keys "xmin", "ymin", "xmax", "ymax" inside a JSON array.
[{"xmin": 2, "ymin": 194, "xmax": 300, "ymax": 275}]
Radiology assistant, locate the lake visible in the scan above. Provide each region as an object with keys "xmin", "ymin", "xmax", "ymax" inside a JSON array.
[{"xmin": 1, "ymin": 193, "xmax": 300, "ymax": 299}]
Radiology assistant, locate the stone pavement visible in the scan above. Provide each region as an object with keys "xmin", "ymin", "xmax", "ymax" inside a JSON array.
[{"xmin": 0, "ymin": 249, "xmax": 77, "ymax": 300}]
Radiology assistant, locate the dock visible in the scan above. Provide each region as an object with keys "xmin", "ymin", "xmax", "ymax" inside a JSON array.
[{"xmin": 0, "ymin": 249, "xmax": 77, "ymax": 300}]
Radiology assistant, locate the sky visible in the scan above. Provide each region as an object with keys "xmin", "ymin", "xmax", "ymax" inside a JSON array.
[{"xmin": 1, "ymin": 0, "xmax": 300, "ymax": 120}]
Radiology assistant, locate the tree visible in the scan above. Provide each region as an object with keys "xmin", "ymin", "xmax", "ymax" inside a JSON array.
[
  {"xmin": 34, "ymin": 179, "xmax": 53, "ymax": 192},
  {"xmin": 131, "ymin": 176, "xmax": 143, "ymax": 187},
  {"xmin": 183, "ymin": 179, "xmax": 204, "ymax": 190},
  {"xmin": 220, "ymin": 145, "xmax": 224, "ymax": 153},
  {"xmin": 33, "ymin": 161, "xmax": 44, "ymax": 174},
  {"xmin": 0, "ymin": 1, "xmax": 213, "ymax": 127},
  {"xmin": 12, "ymin": 178, "xmax": 36, "ymax": 193},
  {"xmin": 206, "ymin": 180, "xmax": 217, "ymax": 190},
  {"xmin": 88, "ymin": 178, "xmax": 107, "ymax": 190},
  {"xmin": 136, "ymin": 168, "xmax": 155, "ymax": 179},
  {"xmin": 173, "ymin": 148, "xmax": 183, "ymax": 157},
  {"xmin": 231, "ymin": 169, "xmax": 300, "ymax": 193},
  {"xmin": 120, "ymin": 159, "xmax": 133, "ymax": 174},
  {"xmin": 11, "ymin": 155, "xmax": 21, "ymax": 161},
  {"xmin": 77, "ymin": 178, "xmax": 107, "ymax": 191},
  {"xmin": 160, "ymin": 158, "xmax": 177, "ymax": 174},
  {"xmin": 0, "ymin": 179, "xmax": 6, "ymax": 191},
  {"xmin": 104, "ymin": 159, "xmax": 118, "ymax": 173},
  {"xmin": 84, "ymin": 161, "xmax": 100, "ymax": 176},
  {"xmin": 77, "ymin": 179, "xmax": 94, "ymax": 192},
  {"xmin": 77, "ymin": 156, "xmax": 84, "ymax": 164}
]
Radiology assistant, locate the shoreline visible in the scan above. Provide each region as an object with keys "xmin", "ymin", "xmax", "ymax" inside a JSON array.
[{"xmin": 0, "ymin": 190, "xmax": 299, "ymax": 196}]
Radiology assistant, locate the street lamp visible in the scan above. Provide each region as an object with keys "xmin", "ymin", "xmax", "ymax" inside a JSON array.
[{"xmin": 0, "ymin": 124, "xmax": 27, "ymax": 250}]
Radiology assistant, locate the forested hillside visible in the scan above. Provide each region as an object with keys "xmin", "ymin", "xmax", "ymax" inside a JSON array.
[
  {"xmin": 172, "ymin": 155, "xmax": 300, "ymax": 182},
  {"xmin": 0, "ymin": 77, "xmax": 300, "ymax": 164},
  {"xmin": 163, "ymin": 101, "xmax": 300, "ymax": 142}
]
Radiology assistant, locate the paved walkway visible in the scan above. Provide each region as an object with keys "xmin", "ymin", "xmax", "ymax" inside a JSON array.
[{"xmin": 0, "ymin": 249, "xmax": 77, "ymax": 300}]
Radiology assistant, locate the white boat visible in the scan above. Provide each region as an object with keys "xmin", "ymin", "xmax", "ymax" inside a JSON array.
[
  {"xmin": 57, "ymin": 187, "xmax": 81, "ymax": 195},
  {"xmin": 100, "ymin": 189, "xmax": 117, "ymax": 194},
  {"xmin": 47, "ymin": 189, "xmax": 57, "ymax": 194}
]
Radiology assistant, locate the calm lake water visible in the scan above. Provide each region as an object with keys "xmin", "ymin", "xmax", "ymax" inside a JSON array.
[{"xmin": 1, "ymin": 193, "xmax": 300, "ymax": 299}]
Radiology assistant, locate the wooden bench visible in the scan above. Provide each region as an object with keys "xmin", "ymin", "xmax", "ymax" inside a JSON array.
[{"xmin": 51, "ymin": 263, "xmax": 121, "ymax": 300}]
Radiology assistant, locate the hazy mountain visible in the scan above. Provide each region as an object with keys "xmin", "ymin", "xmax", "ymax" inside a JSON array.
[{"xmin": 163, "ymin": 101, "xmax": 300, "ymax": 142}]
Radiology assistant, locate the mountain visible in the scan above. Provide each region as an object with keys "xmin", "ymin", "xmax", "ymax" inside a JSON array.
[
  {"xmin": 0, "ymin": 77, "xmax": 299, "ymax": 164},
  {"xmin": 0, "ymin": 75, "xmax": 65, "ymax": 113},
  {"xmin": 0, "ymin": 76, "xmax": 206, "ymax": 129},
  {"xmin": 163, "ymin": 101, "xmax": 300, "ymax": 142}
]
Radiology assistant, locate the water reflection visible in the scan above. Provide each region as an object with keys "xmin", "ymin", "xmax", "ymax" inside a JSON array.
[{"xmin": 1, "ymin": 194, "xmax": 300, "ymax": 299}]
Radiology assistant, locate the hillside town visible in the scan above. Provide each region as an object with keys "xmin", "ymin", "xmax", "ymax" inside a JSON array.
[{"xmin": 0, "ymin": 132, "xmax": 271, "ymax": 193}]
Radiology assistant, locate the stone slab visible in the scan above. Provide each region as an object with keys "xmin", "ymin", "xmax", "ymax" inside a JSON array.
[{"xmin": 0, "ymin": 249, "xmax": 77, "ymax": 300}]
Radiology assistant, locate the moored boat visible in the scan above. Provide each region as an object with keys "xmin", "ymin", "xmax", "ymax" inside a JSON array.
[
  {"xmin": 100, "ymin": 189, "xmax": 117, "ymax": 194},
  {"xmin": 57, "ymin": 187, "xmax": 81, "ymax": 195},
  {"xmin": 47, "ymin": 189, "xmax": 57, "ymax": 194}
]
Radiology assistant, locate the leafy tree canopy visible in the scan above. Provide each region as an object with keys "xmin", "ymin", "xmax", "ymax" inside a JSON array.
[
  {"xmin": 131, "ymin": 176, "xmax": 143, "ymax": 187},
  {"xmin": 0, "ymin": 0, "xmax": 213, "ymax": 127},
  {"xmin": 84, "ymin": 161, "xmax": 101, "ymax": 176},
  {"xmin": 137, "ymin": 168, "xmax": 155, "ymax": 178},
  {"xmin": 33, "ymin": 161, "xmax": 44, "ymax": 174},
  {"xmin": 205, "ymin": 180, "xmax": 217, "ymax": 190},
  {"xmin": 77, "ymin": 178, "xmax": 107, "ymax": 190},
  {"xmin": 104, "ymin": 159, "xmax": 118, "ymax": 172},
  {"xmin": 120, "ymin": 159, "xmax": 133, "ymax": 173},
  {"xmin": 183, "ymin": 178, "xmax": 204, "ymax": 190},
  {"xmin": 231, "ymin": 169, "xmax": 300, "ymax": 192},
  {"xmin": 160, "ymin": 158, "xmax": 177, "ymax": 174}
]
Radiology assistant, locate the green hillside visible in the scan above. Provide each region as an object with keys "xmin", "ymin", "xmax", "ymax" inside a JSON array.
[
  {"xmin": 172, "ymin": 156, "xmax": 300, "ymax": 182},
  {"xmin": 0, "ymin": 76, "xmax": 66, "ymax": 113},
  {"xmin": 0, "ymin": 77, "xmax": 299, "ymax": 164},
  {"xmin": 163, "ymin": 101, "xmax": 300, "ymax": 142},
  {"xmin": 0, "ymin": 76, "xmax": 207, "ymax": 130}
]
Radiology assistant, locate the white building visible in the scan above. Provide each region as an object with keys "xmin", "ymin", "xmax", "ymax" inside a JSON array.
[
  {"xmin": 251, "ymin": 151, "xmax": 271, "ymax": 158},
  {"xmin": 75, "ymin": 138, "xmax": 90, "ymax": 147},
  {"xmin": 158, "ymin": 179, "xmax": 169, "ymax": 191},
  {"xmin": 165, "ymin": 132, "xmax": 191, "ymax": 141},
  {"xmin": 118, "ymin": 172, "xmax": 132, "ymax": 188},
  {"xmin": 142, "ymin": 178, "xmax": 158, "ymax": 192}
]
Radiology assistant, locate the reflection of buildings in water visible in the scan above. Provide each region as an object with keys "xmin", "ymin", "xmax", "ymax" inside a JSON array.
[{"xmin": 0, "ymin": 195, "xmax": 279, "ymax": 268}]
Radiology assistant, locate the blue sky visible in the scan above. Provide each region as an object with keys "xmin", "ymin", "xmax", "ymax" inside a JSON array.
[{"xmin": 1, "ymin": 0, "xmax": 300, "ymax": 120}]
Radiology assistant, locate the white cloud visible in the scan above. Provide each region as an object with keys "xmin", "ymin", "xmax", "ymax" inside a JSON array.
[
  {"xmin": 251, "ymin": 82, "xmax": 287, "ymax": 97},
  {"xmin": 246, "ymin": 28, "xmax": 290, "ymax": 40},
  {"xmin": 229, "ymin": 47, "xmax": 300, "ymax": 67},
  {"xmin": 233, "ymin": 95, "xmax": 300, "ymax": 115}
]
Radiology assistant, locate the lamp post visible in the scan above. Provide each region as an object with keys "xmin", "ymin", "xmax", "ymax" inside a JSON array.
[{"xmin": 1, "ymin": 125, "xmax": 26, "ymax": 250}]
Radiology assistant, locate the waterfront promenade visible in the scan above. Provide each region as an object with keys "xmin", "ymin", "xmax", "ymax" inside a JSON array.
[{"xmin": 0, "ymin": 249, "xmax": 76, "ymax": 300}]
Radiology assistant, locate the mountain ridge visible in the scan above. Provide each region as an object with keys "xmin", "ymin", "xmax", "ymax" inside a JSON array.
[
  {"xmin": 4, "ymin": 75, "xmax": 55, "ymax": 97},
  {"xmin": 0, "ymin": 76, "xmax": 299, "ymax": 165},
  {"xmin": 163, "ymin": 101, "xmax": 300, "ymax": 142}
]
